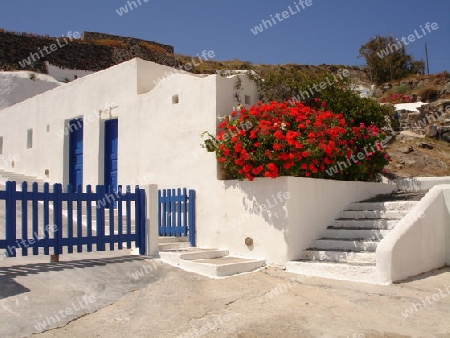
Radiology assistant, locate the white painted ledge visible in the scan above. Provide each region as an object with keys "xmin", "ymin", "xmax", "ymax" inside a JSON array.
[{"xmin": 394, "ymin": 176, "xmax": 450, "ymax": 192}]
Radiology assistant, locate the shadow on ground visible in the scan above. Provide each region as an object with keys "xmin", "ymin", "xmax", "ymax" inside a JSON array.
[
  {"xmin": 0, "ymin": 255, "xmax": 147, "ymax": 300},
  {"xmin": 395, "ymin": 266, "xmax": 450, "ymax": 284}
]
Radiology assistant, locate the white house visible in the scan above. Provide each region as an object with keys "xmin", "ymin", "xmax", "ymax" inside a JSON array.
[{"xmin": 0, "ymin": 58, "xmax": 449, "ymax": 283}]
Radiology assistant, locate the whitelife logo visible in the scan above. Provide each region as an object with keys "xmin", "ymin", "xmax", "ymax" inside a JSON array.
[
  {"xmin": 34, "ymin": 295, "xmax": 96, "ymax": 331},
  {"xmin": 377, "ymin": 22, "xmax": 439, "ymax": 58},
  {"xmin": 18, "ymin": 31, "xmax": 80, "ymax": 68},
  {"xmin": 250, "ymin": 0, "xmax": 313, "ymax": 35}
]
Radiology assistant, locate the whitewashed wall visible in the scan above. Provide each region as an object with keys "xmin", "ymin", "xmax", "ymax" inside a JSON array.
[
  {"xmin": 0, "ymin": 60, "xmax": 139, "ymax": 185},
  {"xmin": 0, "ymin": 57, "xmax": 399, "ymax": 266},
  {"xmin": 0, "ymin": 59, "xmax": 255, "ymax": 188}
]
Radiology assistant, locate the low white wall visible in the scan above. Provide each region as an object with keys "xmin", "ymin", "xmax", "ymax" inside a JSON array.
[
  {"xmin": 377, "ymin": 184, "xmax": 450, "ymax": 284},
  {"xmin": 192, "ymin": 176, "xmax": 395, "ymax": 266},
  {"xmin": 46, "ymin": 63, "xmax": 94, "ymax": 82}
]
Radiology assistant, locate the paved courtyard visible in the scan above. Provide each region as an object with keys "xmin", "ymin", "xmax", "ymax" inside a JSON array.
[{"xmin": 0, "ymin": 251, "xmax": 449, "ymax": 338}]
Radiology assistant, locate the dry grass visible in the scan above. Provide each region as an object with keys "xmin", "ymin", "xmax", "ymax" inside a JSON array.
[
  {"xmin": 138, "ymin": 42, "xmax": 169, "ymax": 54},
  {"xmin": 89, "ymin": 39, "xmax": 127, "ymax": 49}
]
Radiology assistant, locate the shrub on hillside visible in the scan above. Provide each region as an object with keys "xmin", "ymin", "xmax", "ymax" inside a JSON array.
[
  {"xmin": 418, "ymin": 87, "xmax": 439, "ymax": 101},
  {"xmin": 392, "ymin": 85, "xmax": 410, "ymax": 94},
  {"xmin": 305, "ymin": 86, "xmax": 394, "ymax": 129},
  {"xmin": 248, "ymin": 68, "xmax": 393, "ymax": 129}
]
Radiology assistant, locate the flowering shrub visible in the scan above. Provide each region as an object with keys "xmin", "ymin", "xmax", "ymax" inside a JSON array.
[
  {"xmin": 203, "ymin": 100, "xmax": 390, "ymax": 182},
  {"xmin": 381, "ymin": 94, "xmax": 412, "ymax": 104}
]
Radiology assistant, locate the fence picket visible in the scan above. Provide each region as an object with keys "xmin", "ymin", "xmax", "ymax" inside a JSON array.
[
  {"xmin": 95, "ymin": 185, "xmax": 105, "ymax": 252},
  {"xmin": 126, "ymin": 185, "xmax": 131, "ymax": 249},
  {"xmin": 67, "ymin": 184, "xmax": 74, "ymax": 254},
  {"xmin": 21, "ymin": 182, "xmax": 28, "ymax": 256},
  {"xmin": 118, "ymin": 185, "xmax": 123, "ymax": 249},
  {"xmin": 109, "ymin": 187, "xmax": 115, "ymax": 251},
  {"xmin": 40, "ymin": 183, "xmax": 48, "ymax": 255},
  {"xmin": 53, "ymin": 184, "xmax": 63, "ymax": 255},
  {"xmin": 87, "ymin": 185, "xmax": 93, "ymax": 252},
  {"xmin": 188, "ymin": 190, "xmax": 196, "ymax": 247},
  {"xmin": 182, "ymin": 188, "xmax": 188, "ymax": 237},
  {"xmin": 5, "ymin": 181, "xmax": 16, "ymax": 257}
]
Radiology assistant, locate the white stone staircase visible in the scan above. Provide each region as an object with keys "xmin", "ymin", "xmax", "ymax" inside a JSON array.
[
  {"xmin": 286, "ymin": 192, "xmax": 425, "ymax": 284},
  {"xmin": 158, "ymin": 237, "xmax": 266, "ymax": 278}
]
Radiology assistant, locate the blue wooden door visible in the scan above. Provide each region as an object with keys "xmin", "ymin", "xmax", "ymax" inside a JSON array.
[
  {"xmin": 104, "ymin": 119, "xmax": 118, "ymax": 206},
  {"xmin": 69, "ymin": 118, "xmax": 83, "ymax": 192}
]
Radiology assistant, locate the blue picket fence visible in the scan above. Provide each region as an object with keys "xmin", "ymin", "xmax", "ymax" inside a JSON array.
[
  {"xmin": 0, "ymin": 181, "xmax": 146, "ymax": 257},
  {"xmin": 158, "ymin": 188, "xmax": 196, "ymax": 247}
]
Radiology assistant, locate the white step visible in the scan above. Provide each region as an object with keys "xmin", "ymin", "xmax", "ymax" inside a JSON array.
[
  {"xmin": 159, "ymin": 248, "xmax": 229, "ymax": 265},
  {"xmin": 302, "ymin": 250, "xmax": 376, "ymax": 265},
  {"xmin": 321, "ymin": 229, "xmax": 388, "ymax": 240},
  {"xmin": 312, "ymin": 239, "xmax": 378, "ymax": 252},
  {"xmin": 179, "ymin": 256, "xmax": 266, "ymax": 278},
  {"xmin": 158, "ymin": 236, "xmax": 189, "ymax": 243},
  {"xmin": 347, "ymin": 201, "xmax": 418, "ymax": 211},
  {"xmin": 286, "ymin": 261, "xmax": 380, "ymax": 284},
  {"xmin": 159, "ymin": 242, "xmax": 191, "ymax": 251},
  {"xmin": 339, "ymin": 210, "xmax": 407, "ymax": 219},
  {"xmin": 331, "ymin": 219, "xmax": 397, "ymax": 230}
]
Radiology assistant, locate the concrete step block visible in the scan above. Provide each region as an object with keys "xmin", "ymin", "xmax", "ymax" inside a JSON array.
[
  {"xmin": 312, "ymin": 239, "xmax": 378, "ymax": 252},
  {"xmin": 286, "ymin": 261, "xmax": 379, "ymax": 284},
  {"xmin": 321, "ymin": 229, "xmax": 389, "ymax": 240},
  {"xmin": 347, "ymin": 201, "xmax": 418, "ymax": 211},
  {"xmin": 302, "ymin": 250, "xmax": 376, "ymax": 265},
  {"xmin": 339, "ymin": 210, "xmax": 408, "ymax": 219},
  {"xmin": 331, "ymin": 219, "xmax": 397, "ymax": 230},
  {"xmin": 179, "ymin": 256, "xmax": 266, "ymax": 278}
]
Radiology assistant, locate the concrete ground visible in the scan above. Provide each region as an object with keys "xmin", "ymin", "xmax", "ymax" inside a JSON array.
[{"xmin": 0, "ymin": 251, "xmax": 449, "ymax": 338}]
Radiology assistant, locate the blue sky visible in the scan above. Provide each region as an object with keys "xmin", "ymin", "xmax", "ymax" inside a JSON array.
[{"xmin": 1, "ymin": 0, "xmax": 449, "ymax": 73}]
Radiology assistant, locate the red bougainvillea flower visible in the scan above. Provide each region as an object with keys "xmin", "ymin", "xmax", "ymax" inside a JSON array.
[
  {"xmin": 267, "ymin": 163, "xmax": 278, "ymax": 172},
  {"xmin": 203, "ymin": 100, "xmax": 390, "ymax": 181},
  {"xmin": 273, "ymin": 143, "xmax": 283, "ymax": 151},
  {"xmin": 252, "ymin": 165, "xmax": 264, "ymax": 175}
]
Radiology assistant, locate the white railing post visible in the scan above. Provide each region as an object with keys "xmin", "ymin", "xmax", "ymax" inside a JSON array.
[{"xmin": 144, "ymin": 184, "xmax": 159, "ymax": 256}]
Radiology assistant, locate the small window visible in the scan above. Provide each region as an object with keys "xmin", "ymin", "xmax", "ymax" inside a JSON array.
[
  {"xmin": 27, "ymin": 129, "xmax": 33, "ymax": 149},
  {"xmin": 245, "ymin": 95, "xmax": 251, "ymax": 105},
  {"xmin": 0, "ymin": 136, "xmax": 3, "ymax": 155},
  {"xmin": 172, "ymin": 94, "xmax": 179, "ymax": 104},
  {"xmin": 46, "ymin": 124, "xmax": 50, "ymax": 133}
]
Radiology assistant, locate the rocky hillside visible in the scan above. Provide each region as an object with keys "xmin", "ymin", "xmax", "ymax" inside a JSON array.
[{"xmin": 0, "ymin": 30, "xmax": 179, "ymax": 73}]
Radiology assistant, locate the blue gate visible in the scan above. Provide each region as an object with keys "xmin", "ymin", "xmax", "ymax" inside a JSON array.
[
  {"xmin": 0, "ymin": 182, "xmax": 146, "ymax": 257},
  {"xmin": 158, "ymin": 188, "xmax": 196, "ymax": 247}
]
